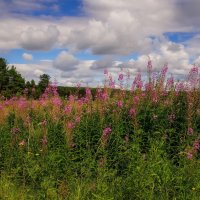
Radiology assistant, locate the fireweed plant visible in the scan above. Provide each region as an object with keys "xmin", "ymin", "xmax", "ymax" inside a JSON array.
[{"xmin": 1, "ymin": 61, "xmax": 200, "ymax": 199}]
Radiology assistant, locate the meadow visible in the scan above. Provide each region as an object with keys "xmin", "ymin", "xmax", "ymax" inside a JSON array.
[{"xmin": 1, "ymin": 62, "xmax": 200, "ymax": 199}]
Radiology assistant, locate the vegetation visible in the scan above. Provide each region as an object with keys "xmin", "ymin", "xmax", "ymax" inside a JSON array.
[
  {"xmin": 1, "ymin": 59, "xmax": 200, "ymax": 199},
  {"xmin": 0, "ymin": 57, "xmax": 98, "ymax": 99},
  {"xmin": 0, "ymin": 58, "xmax": 25, "ymax": 97}
]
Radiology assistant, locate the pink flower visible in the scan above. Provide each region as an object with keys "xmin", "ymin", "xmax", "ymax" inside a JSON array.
[
  {"xmin": 186, "ymin": 152, "xmax": 193, "ymax": 160},
  {"xmin": 77, "ymin": 99, "xmax": 84, "ymax": 105},
  {"xmin": 4, "ymin": 101, "xmax": 10, "ymax": 106},
  {"xmin": 141, "ymin": 92, "xmax": 145, "ymax": 97},
  {"xmin": 166, "ymin": 75, "xmax": 174, "ymax": 89},
  {"xmin": 76, "ymin": 83, "xmax": 81, "ymax": 88},
  {"xmin": 104, "ymin": 69, "xmax": 108, "ymax": 75},
  {"xmin": 109, "ymin": 75, "xmax": 115, "ymax": 88},
  {"xmin": 129, "ymin": 107, "xmax": 135, "ymax": 116},
  {"xmin": 65, "ymin": 105, "xmax": 72, "ymax": 114},
  {"xmin": 188, "ymin": 65, "xmax": 198, "ymax": 87},
  {"xmin": 69, "ymin": 95, "xmax": 75, "ymax": 102},
  {"xmin": 52, "ymin": 97, "xmax": 62, "ymax": 106},
  {"xmin": 175, "ymin": 82, "xmax": 184, "ymax": 92},
  {"xmin": 134, "ymin": 96, "xmax": 140, "ymax": 104},
  {"xmin": 190, "ymin": 65, "xmax": 198, "ymax": 74},
  {"xmin": 132, "ymin": 73, "xmax": 143, "ymax": 90},
  {"xmin": 0, "ymin": 105, "xmax": 3, "ymax": 110},
  {"xmin": 42, "ymin": 83, "xmax": 59, "ymax": 97},
  {"xmin": 161, "ymin": 64, "xmax": 168, "ymax": 79},
  {"xmin": 11, "ymin": 127, "xmax": 21, "ymax": 134},
  {"xmin": 67, "ymin": 122, "xmax": 75, "ymax": 129},
  {"xmin": 41, "ymin": 119, "xmax": 47, "ymax": 127},
  {"xmin": 75, "ymin": 116, "xmax": 81, "ymax": 123},
  {"xmin": 42, "ymin": 135, "xmax": 48, "ymax": 145},
  {"xmin": 193, "ymin": 140, "xmax": 200, "ymax": 151},
  {"xmin": 118, "ymin": 73, "xmax": 124, "ymax": 81},
  {"xmin": 101, "ymin": 91, "xmax": 109, "ymax": 101},
  {"xmin": 102, "ymin": 127, "xmax": 112, "ymax": 139},
  {"xmin": 147, "ymin": 59, "xmax": 152, "ymax": 72},
  {"xmin": 144, "ymin": 83, "xmax": 153, "ymax": 91},
  {"xmin": 19, "ymin": 140, "xmax": 26, "ymax": 146},
  {"xmin": 187, "ymin": 128, "xmax": 194, "ymax": 135},
  {"xmin": 117, "ymin": 101, "xmax": 123, "ymax": 108},
  {"xmin": 152, "ymin": 91, "xmax": 158, "ymax": 103},
  {"xmin": 152, "ymin": 72, "xmax": 158, "ymax": 82},
  {"xmin": 85, "ymin": 87, "xmax": 91, "ymax": 97},
  {"xmin": 162, "ymin": 91, "xmax": 168, "ymax": 96},
  {"xmin": 124, "ymin": 135, "xmax": 129, "ymax": 144}
]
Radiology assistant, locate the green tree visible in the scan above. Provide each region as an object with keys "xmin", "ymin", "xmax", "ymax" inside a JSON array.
[
  {"xmin": 7, "ymin": 66, "xmax": 25, "ymax": 96},
  {"xmin": 0, "ymin": 58, "xmax": 25, "ymax": 97},
  {"xmin": 38, "ymin": 74, "xmax": 51, "ymax": 93},
  {"xmin": 25, "ymin": 81, "xmax": 31, "ymax": 89},
  {"xmin": 0, "ymin": 58, "xmax": 9, "ymax": 91},
  {"xmin": 30, "ymin": 79, "xmax": 36, "ymax": 88}
]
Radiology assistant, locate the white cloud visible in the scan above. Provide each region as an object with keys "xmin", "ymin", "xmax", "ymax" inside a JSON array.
[
  {"xmin": 53, "ymin": 51, "xmax": 79, "ymax": 71},
  {"xmin": 11, "ymin": 44, "xmax": 194, "ymax": 88},
  {"xmin": 10, "ymin": 60, "xmax": 55, "ymax": 83},
  {"xmin": 90, "ymin": 41, "xmax": 192, "ymax": 78},
  {"xmin": 11, "ymin": 59, "xmax": 100, "ymax": 86},
  {"xmin": 34, "ymin": 69, "xmax": 44, "ymax": 77},
  {"xmin": 0, "ymin": 0, "xmax": 200, "ymax": 56},
  {"xmin": 22, "ymin": 53, "xmax": 33, "ymax": 61},
  {"xmin": 20, "ymin": 25, "xmax": 59, "ymax": 50},
  {"xmin": 90, "ymin": 56, "xmax": 115, "ymax": 70},
  {"xmin": 2, "ymin": 0, "xmax": 200, "ymax": 85}
]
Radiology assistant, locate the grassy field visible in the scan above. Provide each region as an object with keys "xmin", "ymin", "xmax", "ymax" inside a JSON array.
[{"xmin": 1, "ymin": 65, "xmax": 200, "ymax": 199}]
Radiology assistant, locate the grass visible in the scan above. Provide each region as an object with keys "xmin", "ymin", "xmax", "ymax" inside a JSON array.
[{"xmin": 1, "ymin": 64, "xmax": 200, "ymax": 199}]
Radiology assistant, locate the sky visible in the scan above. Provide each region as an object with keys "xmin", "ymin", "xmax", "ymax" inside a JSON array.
[{"xmin": 0, "ymin": 0, "xmax": 200, "ymax": 86}]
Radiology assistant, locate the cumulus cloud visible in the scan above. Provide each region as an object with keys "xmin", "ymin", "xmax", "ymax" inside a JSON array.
[
  {"xmin": 175, "ymin": 0, "xmax": 200, "ymax": 30},
  {"xmin": 184, "ymin": 34, "xmax": 200, "ymax": 59},
  {"xmin": 90, "ymin": 56, "xmax": 115, "ymax": 70},
  {"xmin": 34, "ymin": 69, "xmax": 44, "ymax": 77},
  {"xmin": 53, "ymin": 51, "xmax": 79, "ymax": 71},
  {"xmin": 2, "ymin": 0, "xmax": 200, "ymax": 85},
  {"xmin": 68, "ymin": 12, "xmax": 157, "ymax": 55},
  {"xmin": 11, "ymin": 60, "xmax": 100, "ymax": 87},
  {"xmin": 11, "ymin": 59, "xmax": 61, "ymax": 83},
  {"xmin": 1, "ymin": 0, "xmax": 200, "ymax": 56},
  {"xmin": 20, "ymin": 25, "xmax": 59, "ymax": 50},
  {"xmin": 22, "ymin": 53, "xmax": 33, "ymax": 61},
  {"xmin": 89, "ymin": 41, "xmax": 191, "ymax": 77},
  {"xmin": 11, "ymin": 45, "xmax": 193, "ymax": 88}
]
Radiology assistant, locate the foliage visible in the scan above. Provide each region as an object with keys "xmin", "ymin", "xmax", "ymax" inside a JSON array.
[
  {"xmin": 38, "ymin": 73, "xmax": 51, "ymax": 94},
  {"xmin": 0, "ymin": 58, "xmax": 25, "ymax": 97},
  {"xmin": 1, "ymin": 61, "xmax": 200, "ymax": 199}
]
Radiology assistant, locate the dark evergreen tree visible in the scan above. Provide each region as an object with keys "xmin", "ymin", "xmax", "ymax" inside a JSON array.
[
  {"xmin": 0, "ymin": 58, "xmax": 25, "ymax": 97},
  {"xmin": 0, "ymin": 58, "xmax": 9, "ymax": 91},
  {"xmin": 30, "ymin": 79, "xmax": 36, "ymax": 88},
  {"xmin": 38, "ymin": 73, "xmax": 51, "ymax": 93}
]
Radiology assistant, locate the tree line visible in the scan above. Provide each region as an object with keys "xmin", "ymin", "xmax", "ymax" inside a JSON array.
[
  {"xmin": 0, "ymin": 57, "xmax": 97, "ymax": 99},
  {"xmin": 0, "ymin": 58, "xmax": 53, "ymax": 98}
]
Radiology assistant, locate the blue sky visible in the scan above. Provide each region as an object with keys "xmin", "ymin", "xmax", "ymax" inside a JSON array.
[
  {"xmin": 0, "ymin": 0, "xmax": 200, "ymax": 86},
  {"xmin": 16, "ymin": 0, "xmax": 83, "ymax": 17}
]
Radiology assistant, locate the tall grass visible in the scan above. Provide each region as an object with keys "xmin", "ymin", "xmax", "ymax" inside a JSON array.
[{"xmin": 1, "ymin": 62, "xmax": 200, "ymax": 199}]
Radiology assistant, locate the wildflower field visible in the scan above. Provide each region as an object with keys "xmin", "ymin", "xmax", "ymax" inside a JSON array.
[{"xmin": 1, "ymin": 63, "xmax": 200, "ymax": 199}]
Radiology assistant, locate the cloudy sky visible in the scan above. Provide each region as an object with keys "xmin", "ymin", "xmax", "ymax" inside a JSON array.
[{"xmin": 0, "ymin": 0, "xmax": 200, "ymax": 86}]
